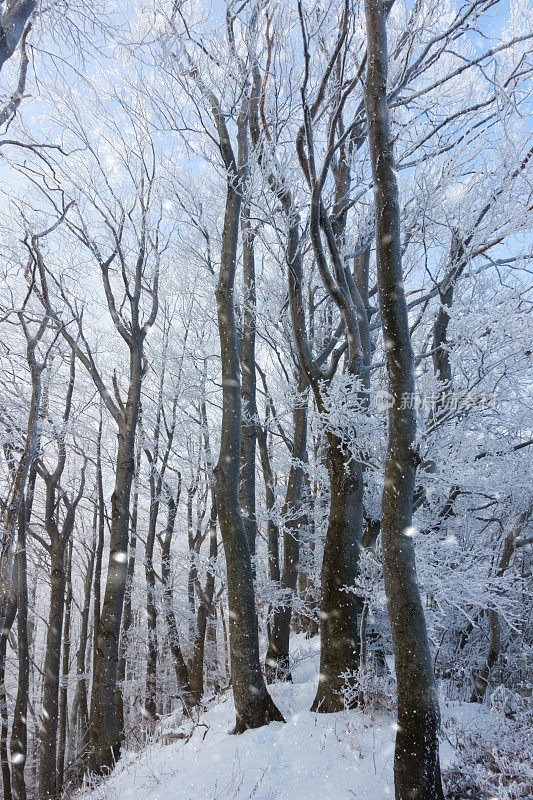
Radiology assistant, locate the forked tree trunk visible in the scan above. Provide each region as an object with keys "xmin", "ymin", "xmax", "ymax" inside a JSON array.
[
  {"xmin": 364, "ymin": 2, "xmax": 444, "ymax": 797},
  {"xmin": 161, "ymin": 495, "xmax": 195, "ymax": 712},
  {"xmin": 89, "ymin": 348, "xmax": 143, "ymax": 773},
  {"xmin": 39, "ymin": 360, "xmax": 84, "ymax": 799},
  {"xmin": 211, "ymin": 99, "xmax": 283, "ymax": 733},
  {"xmin": 265, "ymin": 379, "xmax": 308, "ymax": 682},
  {"xmin": 189, "ymin": 499, "xmax": 218, "ymax": 701}
]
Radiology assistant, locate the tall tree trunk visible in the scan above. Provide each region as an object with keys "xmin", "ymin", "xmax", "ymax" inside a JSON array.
[
  {"xmin": 239, "ymin": 202, "xmax": 258, "ymax": 563},
  {"xmin": 69, "ymin": 534, "xmax": 95, "ymax": 786},
  {"xmin": 297, "ymin": 471, "xmax": 319, "ymax": 638},
  {"xmin": 265, "ymin": 380, "xmax": 308, "ymax": 682},
  {"xmin": 93, "ymin": 415, "xmax": 105, "ymax": 671},
  {"xmin": 38, "ymin": 550, "xmax": 67, "ymax": 798},
  {"xmin": 310, "ymin": 434, "xmax": 364, "ymax": 711},
  {"xmin": 161, "ymin": 495, "xmax": 195, "ymax": 712},
  {"xmin": 212, "ymin": 100, "xmax": 283, "ymax": 733},
  {"xmin": 89, "ymin": 348, "xmax": 143, "ymax": 774},
  {"xmin": 116, "ymin": 445, "xmax": 139, "ymax": 738},
  {"xmin": 0, "ymin": 579, "xmax": 16, "ymax": 800},
  {"xmin": 189, "ymin": 499, "xmax": 218, "ymax": 701},
  {"xmin": 39, "ymin": 358, "xmax": 82, "ymax": 799},
  {"xmin": 56, "ymin": 541, "xmax": 72, "ymax": 797},
  {"xmin": 470, "ymin": 500, "xmax": 533, "ymax": 703},
  {"xmin": 256, "ymin": 421, "xmax": 280, "ymax": 585},
  {"xmin": 144, "ymin": 495, "xmax": 159, "ymax": 722},
  {"xmin": 364, "ymin": 2, "xmax": 444, "ymax": 797},
  {"xmin": 10, "ymin": 509, "xmax": 30, "ymax": 800},
  {"xmin": 470, "ymin": 609, "xmax": 500, "ymax": 704}
]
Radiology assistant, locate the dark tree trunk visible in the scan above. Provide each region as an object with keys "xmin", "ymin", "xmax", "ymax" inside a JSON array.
[
  {"xmin": 116, "ymin": 441, "xmax": 139, "ymax": 738},
  {"xmin": 38, "ymin": 551, "xmax": 67, "ymax": 798},
  {"xmin": 56, "ymin": 541, "xmax": 72, "ymax": 797},
  {"xmin": 0, "ymin": 0, "xmax": 35, "ymax": 71},
  {"xmin": 10, "ymin": 509, "xmax": 30, "ymax": 800},
  {"xmin": 310, "ymin": 436, "xmax": 363, "ymax": 711},
  {"xmin": 144, "ymin": 497, "xmax": 158, "ymax": 722},
  {"xmin": 89, "ymin": 348, "xmax": 143, "ymax": 774},
  {"xmin": 250, "ymin": 52, "xmax": 367, "ymax": 707},
  {"xmin": 0, "ymin": 580, "xmax": 16, "ymax": 800},
  {"xmin": 189, "ymin": 500, "xmax": 218, "ymax": 701},
  {"xmin": 211, "ymin": 98, "xmax": 283, "ymax": 733},
  {"xmin": 239, "ymin": 202, "xmax": 258, "ymax": 563},
  {"xmin": 161, "ymin": 495, "xmax": 195, "ymax": 712},
  {"xmin": 256, "ymin": 422, "xmax": 280, "ymax": 585},
  {"xmin": 265, "ymin": 381, "xmax": 308, "ymax": 682},
  {"xmin": 364, "ymin": 3, "xmax": 444, "ymax": 797},
  {"xmin": 93, "ymin": 415, "xmax": 105, "ymax": 670},
  {"xmin": 69, "ymin": 534, "xmax": 95, "ymax": 786},
  {"xmin": 470, "ymin": 610, "xmax": 500, "ymax": 703},
  {"xmin": 296, "ymin": 471, "xmax": 319, "ymax": 638},
  {"xmin": 39, "ymin": 358, "xmax": 82, "ymax": 799},
  {"xmin": 187, "ymin": 483, "xmax": 198, "ymax": 639}
]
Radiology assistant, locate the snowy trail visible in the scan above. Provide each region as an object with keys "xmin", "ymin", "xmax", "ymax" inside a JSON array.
[{"xmin": 81, "ymin": 636, "xmax": 494, "ymax": 800}]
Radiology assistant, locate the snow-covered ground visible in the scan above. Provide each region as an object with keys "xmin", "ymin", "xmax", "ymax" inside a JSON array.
[{"xmin": 80, "ymin": 636, "xmax": 504, "ymax": 800}]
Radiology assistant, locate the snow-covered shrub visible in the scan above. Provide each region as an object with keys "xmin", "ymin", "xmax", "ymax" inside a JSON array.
[
  {"xmin": 443, "ymin": 699, "xmax": 533, "ymax": 800},
  {"xmin": 340, "ymin": 668, "xmax": 396, "ymax": 716}
]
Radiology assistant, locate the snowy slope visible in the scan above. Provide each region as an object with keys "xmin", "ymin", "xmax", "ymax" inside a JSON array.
[{"xmin": 80, "ymin": 636, "xmax": 498, "ymax": 800}]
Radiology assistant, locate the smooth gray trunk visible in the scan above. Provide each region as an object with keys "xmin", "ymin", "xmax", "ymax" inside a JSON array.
[
  {"xmin": 212, "ymin": 98, "xmax": 283, "ymax": 732},
  {"xmin": 89, "ymin": 349, "xmax": 143, "ymax": 773},
  {"xmin": 364, "ymin": 2, "xmax": 444, "ymax": 797}
]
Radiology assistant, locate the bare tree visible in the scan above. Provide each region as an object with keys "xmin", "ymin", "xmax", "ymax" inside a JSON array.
[
  {"xmin": 36, "ymin": 354, "xmax": 86, "ymax": 799},
  {"xmin": 364, "ymin": 1, "xmax": 444, "ymax": 796},
  {"xmin": 32, "ymin": 148, "xmax": 162, "ymax": 771}
]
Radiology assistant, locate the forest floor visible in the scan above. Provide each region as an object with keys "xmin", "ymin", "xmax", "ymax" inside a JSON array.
[{"xmin": 79, "ymin": 635, "xmax": 526, "ymax": 800}]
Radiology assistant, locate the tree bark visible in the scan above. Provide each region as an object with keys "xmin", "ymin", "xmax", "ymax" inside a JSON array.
[
  {"xmin": 265, "ymin": 378, "xmax": 308, "ymax": 682},
  {"xmin": 92, "ymin": 414, "xmax": 105, "ymax": 674},
  {"xmin": 144, "ymin": 483, "xmax": 159, "ymax": 722},
  {"xmin": 116, "ymin": 442, "xmax": 140, "ymax": 738},
  {"xmin": 0, "ymin": 578, "xmax": 16, "ymax": 800},
  {"xmin": 310, "ymin": 434, "xmax": 363, "ymax": 711},
  {"xmin": 364, "ymin": 2, "xmax": 444, "ymax": 797},
  {"xmin": 239, "ymin": 202, "xmax": 258, "ymax": 563},
  {"xmin": 189, "ymin": 499, "xmax": 218, "ymax": 701},
  {"xmin": 211, "ymin": 96, "xmax": 283, "ymax": 732},
  {"xmin": 160, "ymin": 492, "xmax": 195, "ymax": 712},
  {"xmin": 256, "ymin": 419, "xmax": 280, "ymax": 585},
  {"xmin": 69, "ymin": 534, "xmax": 95, "ymax": 786},
  {"xmin": 38, "ymin": 550, "xmax": 67, "ymax": 798},
  {"xmin": 0, "ymin": 0, "xmax": 35, "ymax": 72},
  {"xmin": 10, "ymin": 509, "xmax": 30, "ymax": 800},
  {"xmin": 89, "ymin": 348, "xmax": 143, "ymax": 773},
  {"xmin": 56, "ymin": 540, "xmax": 72, "ymax": 797}
]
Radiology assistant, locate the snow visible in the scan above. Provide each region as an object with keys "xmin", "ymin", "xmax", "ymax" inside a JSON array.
[{"xmin": 79, "ymin": 635, "xmax": 500, "ymax": 800}]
